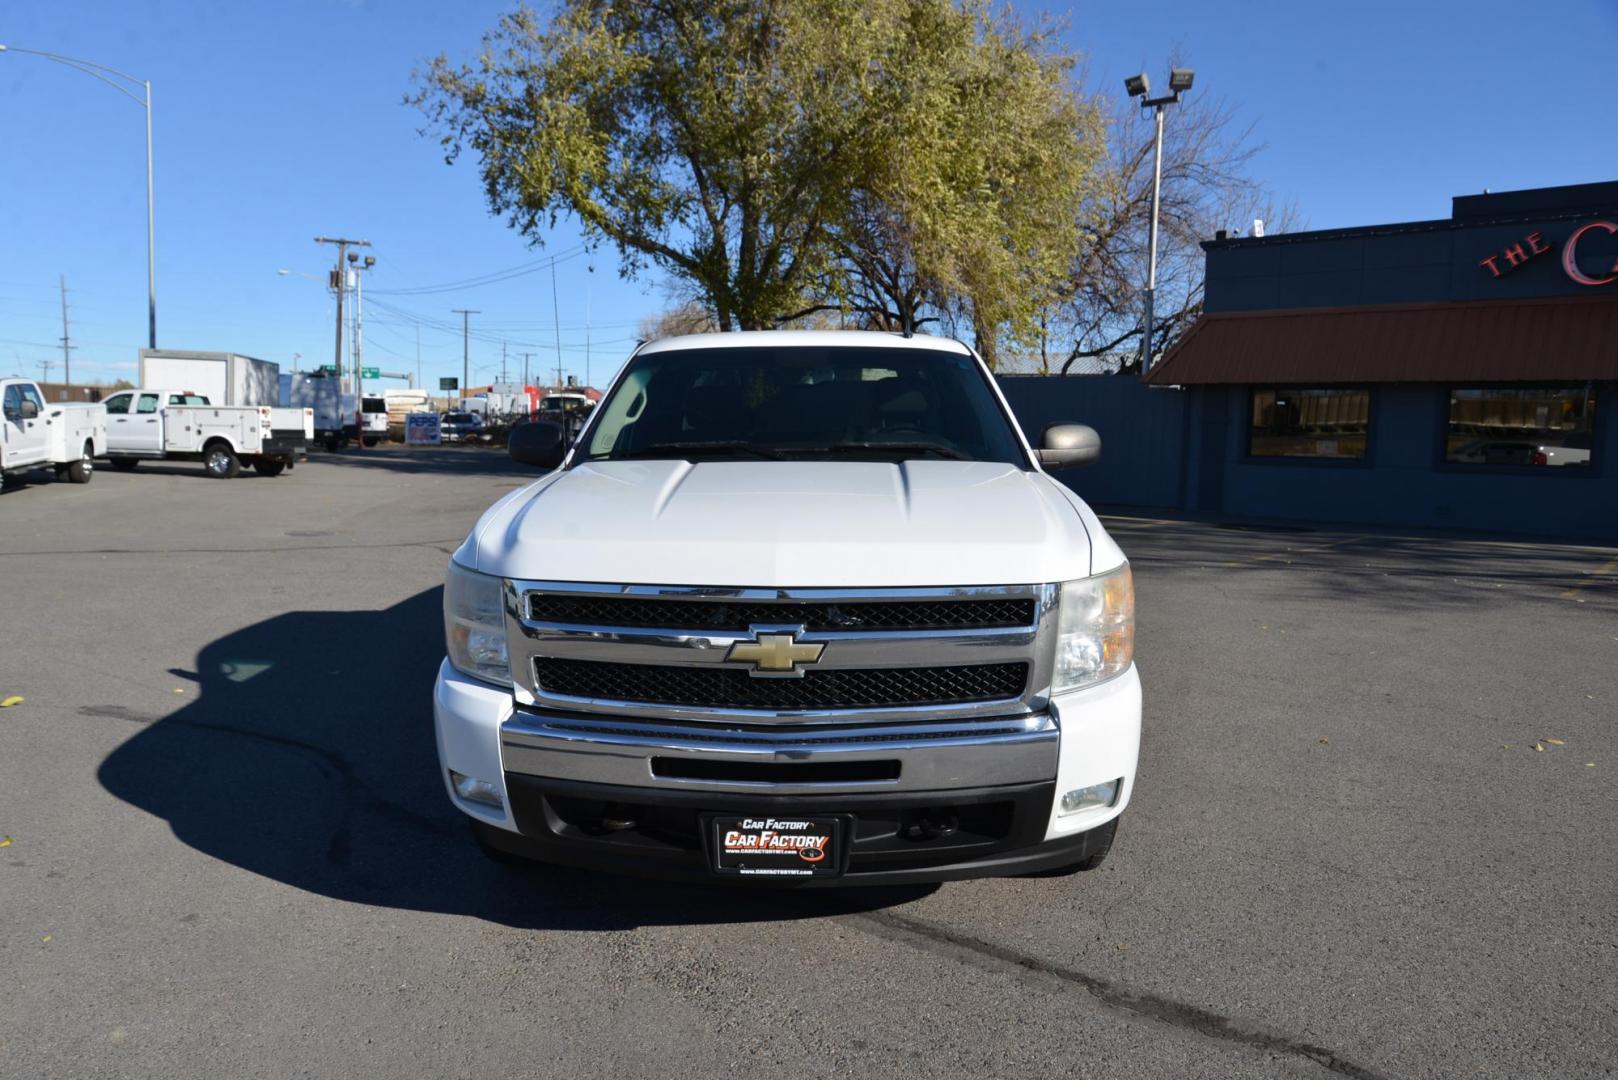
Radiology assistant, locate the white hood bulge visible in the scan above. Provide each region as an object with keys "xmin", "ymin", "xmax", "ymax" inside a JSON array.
[{"xmin": 464, "ymin": 459, "xmax": 1116, "ymax": 587}]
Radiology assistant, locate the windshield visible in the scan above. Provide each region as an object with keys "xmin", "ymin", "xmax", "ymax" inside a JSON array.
[
  {"xmin": 444, "ymin": 413, "xmax": 476, "ymax": 424},
  {"xmin": 362, "ymin": 398, "xmax": 388, "ymax": 414},
  {"xmin": 581, "ymin": 346, "xmax": 1025, "ymax": 465}
]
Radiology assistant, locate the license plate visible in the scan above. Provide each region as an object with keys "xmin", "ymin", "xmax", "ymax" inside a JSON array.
[{"xmin": 708, "ymin": 815, "xmax": 846, "ymax": 878}]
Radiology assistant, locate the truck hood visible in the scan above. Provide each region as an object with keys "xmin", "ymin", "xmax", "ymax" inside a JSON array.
[{"xmin": 462, "ymin": 459, "xmax": 1121, "ymax": 587}]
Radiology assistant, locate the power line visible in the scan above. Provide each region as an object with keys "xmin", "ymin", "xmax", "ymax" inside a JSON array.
[{"xmin": 369, "ymin": 245, "xmax": 587, "ymax": 296}]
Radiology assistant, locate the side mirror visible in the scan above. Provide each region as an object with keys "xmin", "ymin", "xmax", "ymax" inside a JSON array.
[
  {"xmin": 1038, "ymin": 423, "xmax": 1100, "ymax": 468},
  {"xmin": 18, "ymin": 398, "xmax": 40, "ymax": 420},
  {"xmin": 508, "ymin": 420, "xmax": 567, "ymax": 470}
]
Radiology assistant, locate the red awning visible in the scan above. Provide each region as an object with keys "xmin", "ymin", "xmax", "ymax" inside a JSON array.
[{"xmin": 1144, "ymin": 295, "xmax": 1618, "ymax": 385}]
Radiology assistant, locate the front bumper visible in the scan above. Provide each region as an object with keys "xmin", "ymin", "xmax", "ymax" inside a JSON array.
[{"xmin": 432, "ymin": 659, "xmax": 1140, "ymax": 883}]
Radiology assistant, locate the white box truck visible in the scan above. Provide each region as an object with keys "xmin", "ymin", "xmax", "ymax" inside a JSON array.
[
  {"xmin": 280, "ymin": 373, "xmax": 348, "ymax": 451},
  {"xmin": 138, "ymin": 349, "xmax": 280, "ymax": 407}
]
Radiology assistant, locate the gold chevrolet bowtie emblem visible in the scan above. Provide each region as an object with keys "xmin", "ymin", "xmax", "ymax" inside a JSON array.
[{"xmin": 726, "ymin": 632, "xmax": 825, "ymax": 677}]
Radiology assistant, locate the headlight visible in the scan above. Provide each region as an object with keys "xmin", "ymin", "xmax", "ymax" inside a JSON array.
[
  {"xmin": 444, "ymin": 560, "xmax": 511, "ymax": 686},
  {"xmin": 1052, "ymin": 563, "xmax": 1134, "ymax": 694}
]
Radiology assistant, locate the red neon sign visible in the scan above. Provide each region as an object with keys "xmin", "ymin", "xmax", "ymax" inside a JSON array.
[{"xmin": 1561, "ymin": 220, "xmax": 1618, "ymax": 287}]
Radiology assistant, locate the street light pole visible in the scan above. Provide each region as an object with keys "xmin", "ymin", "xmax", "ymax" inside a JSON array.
[
  {"xmin": 1, "ymin": 44, "xmax": 158, "ymax": 348},
  {"xmin": 1142, "ymin": 103, "xmax": 1165, "ymax": 378},
  {"xmin": 144, "ymin": 78, "xmax": 155, "ymax": 349},
  {"xmin": 1124, "ymin": 67, "xmax": 1195, "ymax": 376},
  {"xmin": 452, "ymin": 309, "xmax": 479, "ymax": 404}
]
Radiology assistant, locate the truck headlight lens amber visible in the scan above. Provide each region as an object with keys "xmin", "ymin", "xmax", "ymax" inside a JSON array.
[
  {"xmin": 1052, "ymin": 563, "xmax": 1134, "ymax": 694},
  {"xmin": 444, "ymin": 560, "xmax": 511, "ymax": 687}
]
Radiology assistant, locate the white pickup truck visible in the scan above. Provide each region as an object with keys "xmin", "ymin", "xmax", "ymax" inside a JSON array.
[
  {"xmin": 1, "ymin": 377, "xmax": 106, "ymax": 488},
  {"xmin": 434, "ymin": 331, "xmax": 1138, "ymax": 885},
  {"xmin": 100, "ymin": 388, "xmax": 312, "ymax": 478}
]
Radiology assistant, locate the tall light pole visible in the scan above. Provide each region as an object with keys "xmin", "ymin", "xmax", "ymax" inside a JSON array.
[
  {"xmin": 1, "ymin": 44, "xmax": 158, "ymax": 348},
  {"xmin": 347, "ymin": 251, "xmax": 375, "ymax": 449},
  {"xmin": 1124, "ymin": 67, "xmax": 1195, "ymax": 376},
  {"xmin": 452, "ymin": 310, "xmax": 479, "ymax": 405}
]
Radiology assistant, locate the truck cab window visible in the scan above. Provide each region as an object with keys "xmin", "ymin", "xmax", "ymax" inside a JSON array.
[
  {"xmin": 136, "ymin": 394, "xmax": 160, "ymax": 414},
  {"xmin": 20, "ymin": 385, "xmax": 46, "ymax": 414},
  {"xmin": 2, "ymin": 385, "xmax": 20, "ymax": 419},
  {"xmin": 105, "ymin": 394, "xmax": 132, "ymax": 415}
]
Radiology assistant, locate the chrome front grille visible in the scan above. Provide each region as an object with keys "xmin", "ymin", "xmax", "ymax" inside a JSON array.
[
  {"xmin": 526, "ymin": 593, "xmax": 1037, "ymax": 632},
  {"xmin": 505, "ymin": 581, "xmax": 1057, "ymax": 725},
  {"xmin": 533, "ymin": 657, "xmax": 1030, "ymax": 710}
]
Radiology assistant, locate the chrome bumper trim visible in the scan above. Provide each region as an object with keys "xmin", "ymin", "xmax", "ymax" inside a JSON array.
[{"xmin": 500, "ymin": 708, "xmax": 1060, "ymax": 795}]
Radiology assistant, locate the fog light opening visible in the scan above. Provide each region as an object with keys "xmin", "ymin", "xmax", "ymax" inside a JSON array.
[
  {"xmin": 449, "ymin": 770, "xmax": 504, "ymax": 809},
  {"xmin": 1059, "ymin": 778, "xmax": 1121, "ymax": 816}
]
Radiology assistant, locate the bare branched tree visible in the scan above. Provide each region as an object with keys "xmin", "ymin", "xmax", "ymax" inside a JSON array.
[{"xmin": 1050, "ymin": 94, "xmax": 1298, "ymax": 375}]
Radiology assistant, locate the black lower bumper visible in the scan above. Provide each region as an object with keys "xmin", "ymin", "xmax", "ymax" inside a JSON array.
[
  {"xmin": 485, "ymin": 773, "xmax": 1105, "ymax": 886},
  {"xmin": 262, "ymin": 434, "xmax": 307, "ymax": 456}
]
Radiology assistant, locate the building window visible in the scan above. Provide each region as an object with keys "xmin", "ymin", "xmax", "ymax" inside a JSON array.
[
  {"xmin": 1248, "ymin": 388, "xmax": 1370, "ymax": 459},
  {"xmin": 1445, "ymin": 386, "xmax": 1596, "ymax": 467}
]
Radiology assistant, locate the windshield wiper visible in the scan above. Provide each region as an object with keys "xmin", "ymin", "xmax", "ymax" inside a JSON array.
[
  {"xmin": 606, "ymin": 441, "xmax": 786, "ymax": 461},
  {"xmin": 808, "ymin": 441, "xmax": 968, "ymax": 460}
]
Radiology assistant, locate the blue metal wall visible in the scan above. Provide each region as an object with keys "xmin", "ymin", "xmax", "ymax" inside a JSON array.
[
  {"xmin": 1204, "ymin": 383, "xmax": 1618, "ymax": 542},
  {"xmin": 995, "ymin": 375, "xmax": 1187, "ymax": 509},
  {"xmin": 998, "ymin": 374, "xmax": 1618, "ymax": 543}
]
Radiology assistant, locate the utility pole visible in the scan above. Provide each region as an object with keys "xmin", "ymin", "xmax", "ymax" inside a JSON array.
[
  {"xmin": 58, "ymin": 275, "xmax": 75, "ymax": 387},
  {"xmin": 37, "ymin": 357, "xmax": 55, "ymax": 384},
  {"xmin": 415, "ymin": 324, "xmax": 421, "ymax": 390},
  {"xmin": 501, "ymin": 341, "xmax": 508, "ymax": 383},
  {"xmin": 452, "ymin": 309, "xmax": 479, "ymax": 403},
  {"xmin": 521, "ymin": 352, "xmax": 533, "ymax": 388},
  {"xmin": 314, "ymin": 236, "xmax": 369, "ymax": 386}
]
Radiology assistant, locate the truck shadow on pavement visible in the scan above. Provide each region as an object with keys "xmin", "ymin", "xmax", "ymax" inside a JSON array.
[{"xmin": 97, "ymin": 587, "xmax": 934, "ymax": 928}]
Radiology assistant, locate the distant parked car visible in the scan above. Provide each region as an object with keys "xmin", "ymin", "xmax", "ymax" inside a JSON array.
[
  {"xmin": 1449, "ymin": 438, "xmax": 1540, "ymax": 466},
  {"xmin": 440, "ymin": 412, "xmax": 487, "ymax": 445},
  {"xmin": 1535, "ymin": 431, "xmax": 1592, "ymax": 467}
]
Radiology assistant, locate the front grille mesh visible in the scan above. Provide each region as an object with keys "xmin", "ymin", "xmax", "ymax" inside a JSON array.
[
  {"xmin": 528, "ymin": 594, "xmax": 1035, "ymax": 632},
  {"xmin": 533, "ymin": 658, "xmax": 1029, "ymax": 710}
]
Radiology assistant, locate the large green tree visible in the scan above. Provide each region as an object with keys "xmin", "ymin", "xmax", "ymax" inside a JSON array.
[{"xmin": 416, "ymin": 1, "xmax": 1102, "ymax": 353}]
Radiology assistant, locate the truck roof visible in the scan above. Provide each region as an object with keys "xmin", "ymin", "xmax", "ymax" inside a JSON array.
[{"xmin": 637, "ymin": 330, "xmax": 971, "ymax": 357}]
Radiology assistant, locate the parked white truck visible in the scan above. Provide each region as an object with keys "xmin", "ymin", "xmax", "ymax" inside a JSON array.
[
  {"xmin": 435, "ymin": 331, "xmax": 1138, "ymax": 884},
  {"xmin": 1, "ymin": 377, "xmax": 106, "ymax": 487},
  {"xmin": 100, "ymin": 388, "xmax": 312, "ymax": 478}
]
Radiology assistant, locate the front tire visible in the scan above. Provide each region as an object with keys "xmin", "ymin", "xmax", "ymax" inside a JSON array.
[
  {"xmin": 67, "ymin": 442, "xmax": 94, "ymax": 484},
  {"xmin": 203, "ymin": 443, "xmax": 241, "ymax": 479},
  {"xmin": 362, "ymin": 436, "xmax": 379, "ymax": 448},
  {"xmin": 253, "ymin": 459, "xmax": 287, "ymax": 477},
  {"xmin": 110, "ymin": 457, "xmax": 140, "ymax": 471}
]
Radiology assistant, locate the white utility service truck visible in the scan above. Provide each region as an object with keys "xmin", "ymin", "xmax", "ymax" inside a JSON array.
[
  {"xmin": 434, "ymin": 331, "xmax": 1137, "ymax": 885},
  {"xmin": 101, "ymin": 388, "xmax": 312, "ymax": 478},
  {"xmin": 0, "ymin": 378, "xmax": 106, "ymax": 487}
]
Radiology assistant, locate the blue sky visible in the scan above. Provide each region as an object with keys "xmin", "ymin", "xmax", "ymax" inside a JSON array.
[{"xmin": 3, "ymin": 0, "xmax": 1615, "ymax": 390}]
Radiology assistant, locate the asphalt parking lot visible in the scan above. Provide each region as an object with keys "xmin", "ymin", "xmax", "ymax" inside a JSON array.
[{"xmin": 2, "ymin": 449, "xmax": 1615, "ymax": 1079}]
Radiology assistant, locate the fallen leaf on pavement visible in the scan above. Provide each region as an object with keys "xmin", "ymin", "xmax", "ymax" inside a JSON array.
[
  {"xmin": 0, "ymin": 837, "xmax": 11, "ymax": 847},
  {"xmin": 41, "ymin": 934, "xmax": 52, "ymax": 943},
  {"xmin": 1533, "ymin": 743, "xmax": 1544, "ymax": 752},
  {"xmin": 1545, "ymin": 738, "xmax": 1565, "ymax": 746},
  {"xmin": 0, "ymin": 695, "xmax": 23, "ymax": 708}
]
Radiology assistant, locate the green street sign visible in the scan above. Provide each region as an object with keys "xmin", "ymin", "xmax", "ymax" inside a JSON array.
[
  {"xmin": 317, "ymin": 364, "xmax": 337, "ymax": 375},
  {"xmin": 439, "ymin": 377, "xmax": 458, "ymax": 390},
  {"xmin": 361, "ymin": 367, "xmax": 380, "ymax": 379}
]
